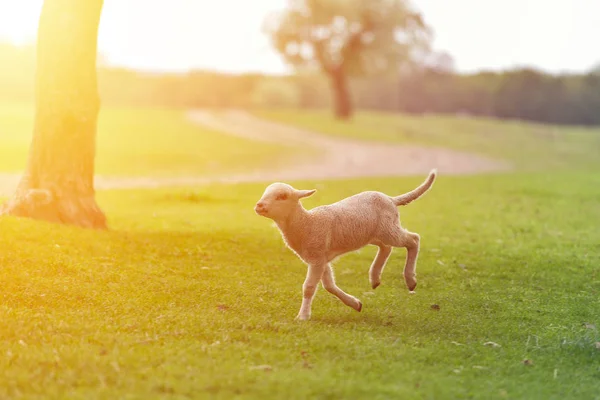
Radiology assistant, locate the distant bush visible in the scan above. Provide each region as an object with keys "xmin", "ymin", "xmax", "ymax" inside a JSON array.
[
  {"xmin": 251, "ymin": 78, "xmax": 300, "ymax": 108},
  {"xmin": 1, "ymin": 43, "xmax": 599, "ymax": 126}
]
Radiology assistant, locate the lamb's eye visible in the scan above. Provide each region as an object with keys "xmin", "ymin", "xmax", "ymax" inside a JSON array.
[{"xmin": 275, "ymin": 194, "xmax": 288, "ymax": 201}]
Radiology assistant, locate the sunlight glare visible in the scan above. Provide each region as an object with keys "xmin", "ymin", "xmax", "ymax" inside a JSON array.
[{"xmin": 0, "ymin": 1, "xmax": 42, "ymax": 45}]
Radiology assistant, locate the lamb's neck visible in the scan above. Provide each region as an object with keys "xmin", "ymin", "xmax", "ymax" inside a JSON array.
[{"xmin": 275, "ymin": 205, "xmax": 311, "ymax": 245}]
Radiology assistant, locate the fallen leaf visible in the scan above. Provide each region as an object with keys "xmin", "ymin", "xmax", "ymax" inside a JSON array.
[
  {"xmin": 437, "ymin": 260, "xmax": 445, "ymax": 266},
  {"xmin": 249, "ymin": 364, "xmax": 273, "ymax": 372},
  {"xmin": 595, "ymin": 342, "xmax": 600, "ymax": 350},
  {"xmin": 458, "ymin": 263, "xmax": 467, "ymax": 270},
  {"xmin": 431, "ymin": 304, "xmax": 440, "ymax": 311},
  {"xmin": 217, "ymin": 304, "xmax": 229, "ymax": 311},
  {"xmin": 301, "ymin": 351, "xmax": 312, "ymax": 369},
  {"xmin": 362, "ymin": 291, "xmax": 376, "ymax": 296},
  {"xmin": 483, "ymin": 341, "xmax": 501, "ymax": 348},
  {"xmin": 523, "ymin": 359, "xmax": 534, "ymax": 366},
  {"xmin": 584, "ymin": 323, "xmax": 596, "ymax": 330},
  {"xmin": 472, "ymin": 365, "xmax": 488, "ymax": 370},
  {"xmin": 450, "ymin": 341, "xmax": 464, "ymax": 346},
  {"xmin": 155, "ymin": 384, "xmax": 175, "ymax": 394}
]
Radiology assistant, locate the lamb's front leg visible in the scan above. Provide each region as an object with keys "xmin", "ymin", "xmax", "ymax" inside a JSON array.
[
  {"xmin": 296, "ymin": 263, "xmax": 326, "ymax": 321},
  {"xmin": 322, "ymin": 264, "xmax": 362, "ymax": 312}
]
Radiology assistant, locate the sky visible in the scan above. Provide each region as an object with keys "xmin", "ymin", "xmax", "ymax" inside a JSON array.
[{"xmin": 0, "ymin": 0, "xmax": 598, "ymax": 74}]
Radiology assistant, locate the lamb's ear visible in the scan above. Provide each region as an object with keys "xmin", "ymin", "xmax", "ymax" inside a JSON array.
[{"xmin": 296, "ymin": 189, "xmax": 316, "ymax": 199}]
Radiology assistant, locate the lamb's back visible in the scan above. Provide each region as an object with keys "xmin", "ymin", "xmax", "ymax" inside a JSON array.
[{"xmin": 310, "ymin": 191, "xmax": 396, "ymax": 259}]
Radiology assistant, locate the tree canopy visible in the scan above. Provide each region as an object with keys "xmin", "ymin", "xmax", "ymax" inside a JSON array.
[
  {"xmin": 264, "ymin": 0, "xmax": 431, "ymax": 118},
  {"xmin": 266, "ymin": 0, "xmax": 430, "ymax": 76}
]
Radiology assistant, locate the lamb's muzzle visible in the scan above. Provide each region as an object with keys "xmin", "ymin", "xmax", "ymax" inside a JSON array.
[
  {"xmin": 255, "ymin": 169, "xmax": 437, "ymax": 321},
  {"xmin": 254, "ymin": 201, "xmax": 267, "ymax": 215}
]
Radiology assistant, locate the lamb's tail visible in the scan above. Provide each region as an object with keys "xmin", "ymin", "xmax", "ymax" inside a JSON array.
[{"xmin": 391, "ymin": 169, "xmax": 437, "ymax": 206}]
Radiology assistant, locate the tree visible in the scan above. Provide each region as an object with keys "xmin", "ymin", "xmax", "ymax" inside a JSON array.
[
  {"xmin": 421, "ymin": 51, "xmax": 455, "ymax": 74},
  {"xmin": 265, "ymin": 0, "xmax": 430, "ymax": 119},
  {"xmin": 0, "ymin": 0, "xmax": 107, "ymax": 229}
]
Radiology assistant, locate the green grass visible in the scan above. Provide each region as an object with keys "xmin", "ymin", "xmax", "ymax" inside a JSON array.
[
  {"xmin": 0, "ymin": 104, "xmax": 598, "ymax": 398},
  {"xmin": 0, "ymin": 102, "xmax": 295, "ymax": 177},
  {"xmin": 0, "ymin": 172, "xmax": 598, "ymax": 399},
  {"xmin": 252, "ymin": 109, "xmax": 600, "ymax": 171}
]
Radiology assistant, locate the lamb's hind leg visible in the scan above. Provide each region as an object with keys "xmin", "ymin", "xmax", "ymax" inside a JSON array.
[
  {"xmin": 369, "ymin": 245, "xmax": 392, "ymax": 289},
  {"xmin": 402, "ymin": 232, "xmax": 420, "ymax": 292},
  {"xmin": 384, "ymin": 229, "xmax": 420, "ymax": 292},
  {"xmin": 403, "ymin": 231, "xmax": 421, "ymax": 292},
  {"xmin": 322, "ymin": 264, "xmax": 362, "ymax": 312}
]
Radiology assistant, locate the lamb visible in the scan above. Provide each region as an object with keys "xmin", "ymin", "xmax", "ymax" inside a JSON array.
[{"xmin": 254, "ymin": 169, "xmax": 437, "ymax": 321}]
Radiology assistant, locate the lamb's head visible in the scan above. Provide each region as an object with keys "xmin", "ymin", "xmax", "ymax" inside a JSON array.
[{"xmin": 254, "ymin": 182, "xmax": 316, "ymax": 220}]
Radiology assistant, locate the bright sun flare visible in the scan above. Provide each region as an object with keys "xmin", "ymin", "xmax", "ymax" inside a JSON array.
[{"xmin": 0, "ymin": 2, "xmax": 42, "ymax": 45}]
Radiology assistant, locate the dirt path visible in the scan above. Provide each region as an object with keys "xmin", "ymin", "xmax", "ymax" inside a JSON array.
[
  {"xmin": 0, "ymin": 110, "xmax": 510, "ymax": 196},
  {"xmin": 186, "ymin": 110, "xmax": 511, "ymax": 180}
]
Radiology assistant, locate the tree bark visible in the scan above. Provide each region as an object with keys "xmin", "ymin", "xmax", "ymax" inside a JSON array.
[
  {"xmin": 1, "ymin": 0, "xmax": 107, "ymax": 229},
  {"xmin": 329, "ymin": 66, "xmax": 353, "ymax": 120}
]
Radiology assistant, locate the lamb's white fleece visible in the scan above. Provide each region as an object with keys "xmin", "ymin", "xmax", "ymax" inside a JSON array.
[{"xmin": 255, "ymin": 169, "xmax": 437, "ymax": 320}]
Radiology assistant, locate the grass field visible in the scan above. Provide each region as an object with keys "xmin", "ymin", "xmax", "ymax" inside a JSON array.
[
  {"xmin": 253, "ymin": 109, "xmax": 600, "ymax": 171},
  {"xmin": 0, "ymin": 106, "xmax": 598, "ymax": 399},
  {"xmin": 0, "ymin": 173, "xmax": 598, "ymax": 399},
  {"xmin": 0, "ymin": 102, "xmax": 296, "ymax": 177}
]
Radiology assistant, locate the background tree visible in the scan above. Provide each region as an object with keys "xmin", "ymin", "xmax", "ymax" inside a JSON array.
[
  {"xmin": 1, "ymin": 0, "xmax": 106, "ymax": 229},
  {"xmin": 265, "ymin": 0, "xmax": 431, "ymax": 119},
  {"xmin": 2, "ymin": 38, "xmax": 600, "ymax": 126}
]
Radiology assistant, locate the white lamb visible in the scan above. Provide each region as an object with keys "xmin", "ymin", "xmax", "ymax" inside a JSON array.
[{"xmin": 254, "ymin": 170, "xmax": 437, "ymax": 321}]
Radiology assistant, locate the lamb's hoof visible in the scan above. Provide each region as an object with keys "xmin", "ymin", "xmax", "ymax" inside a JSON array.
[
  {"xmin": 295, "ymin": 314, "xmax": 310, "ymax": 321},
  {"xmin": 371, "ymin": 281, "xmax": 381, "ymax": 290},
  {"xmin": 356, "ymin": 301, "xmax": 363, "ymax": 312},
  {"xmin": 407, "ymin": 281, "xmax": 417, "ymax": 292}
]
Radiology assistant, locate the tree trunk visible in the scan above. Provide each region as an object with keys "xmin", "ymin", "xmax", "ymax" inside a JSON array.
[
  {"xmin": 329, "ymin": 66, "xmax": 353, "ymax": 120},
  {"xmin": 1, "ymin": 0, "xmax": 107, "ymax": 229}
]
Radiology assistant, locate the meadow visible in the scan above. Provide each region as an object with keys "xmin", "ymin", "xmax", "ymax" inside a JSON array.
[
  {"xmin": 0, "ymin": 102, "xmax": 297, "ymax": 178},
  {"xmin": 253, "ymin": 108, "xmax": 600, "ymax": 171},
  {"xmin": 0, "ymin": 104, "xmax": 598, "ymax": 399}
]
